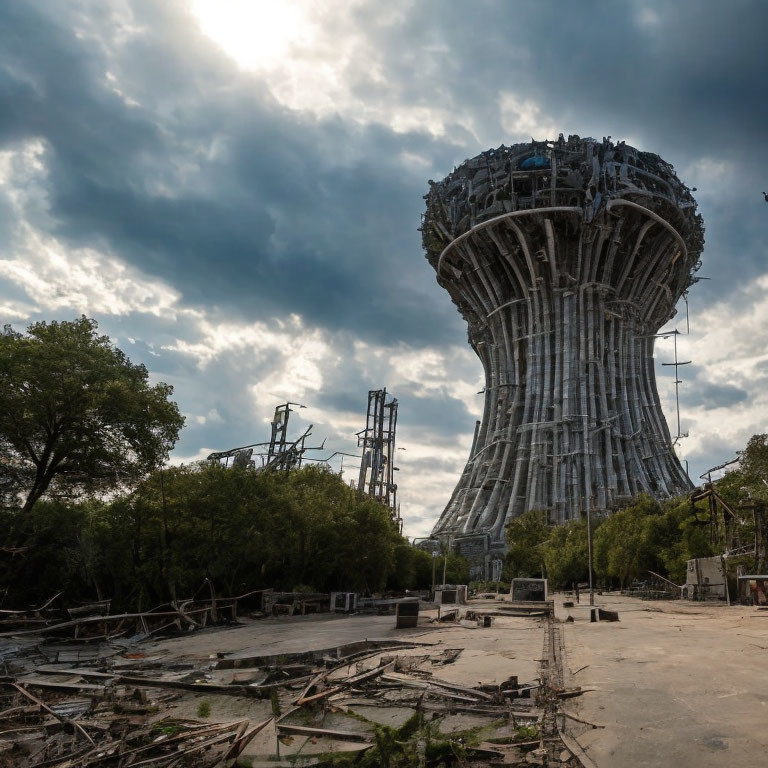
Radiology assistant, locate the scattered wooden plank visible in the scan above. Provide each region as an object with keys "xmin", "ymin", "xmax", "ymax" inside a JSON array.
[
  {"xmin": 276, "ymin": 723, "xmax": 372, "ymax": 743},
  {"xmin": 558, "ymin": 728, "xmax": 598, "ymax": 768},
  {"xmin": 5, "ymin": 682, "xmax": 95, "ymax": 746},
  {"xmin": 30, "ymin": 665, "xmax": 310, "ymax": 697},
  {"xmin": 2, "ymin": 676, "xmax": 106, "ymax": 693},
  {"xmin": 562, "ymin": 711, "xmax": 605, "ymax": 729},
  {"xmin": 556, "ymin": 686, "xmax": 597, "ymax": 699},
  {"xmin": 379, "ymin": 671, "xmax": 496, "ymax": 701},
  {"xmin": 297, "ymin": 659, "xmax": 396, "ymax": 705}
]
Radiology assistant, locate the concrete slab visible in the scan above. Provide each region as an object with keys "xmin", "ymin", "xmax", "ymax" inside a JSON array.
[
  {"xmin": 131, "ymin": 605, "xmax": 547, "ymax": 764},
  {"xmin": 559, "ymin": 593, "xmax": 768, "ymax": 767},
  {"xmin": 141, "ymin": 613, "xmax": 427, "ymax": 661}
]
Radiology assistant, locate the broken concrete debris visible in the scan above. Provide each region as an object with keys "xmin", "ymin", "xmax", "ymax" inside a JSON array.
[{"xmin": 0, "ymin": 590, "xmax": 597, "ymax": 766}]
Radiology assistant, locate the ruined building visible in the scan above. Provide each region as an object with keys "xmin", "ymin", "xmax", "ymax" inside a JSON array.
[{"xmin": 422, "ymin": 136, "xmax": 704, "ymax": 574}]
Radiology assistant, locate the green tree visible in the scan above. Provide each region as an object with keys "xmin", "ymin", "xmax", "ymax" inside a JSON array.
[
  {"xmin": 593, "ymin": 497, "xmax": 658, "ymax": 589},
  {"xmin": 646, "ymin": 496, "xmax": 713, "ymax": 583},
  {"xmin": 94, "ymin": 463, "xmax": 407, "ymax": 606},
  {"xmin": 0, "ymin": 461, "xmax": 422, "ymax": 608},
  {"xmin": 443, "ymin": 552, "xmax": 470, "ymax": 585},
  {"xmin": 739, "ymin": 435, "xmax": 768, "ymax": 503},
  {"xmin": 388, "ymin": 544, "xmax": 417, "ymax": 591},
  {"xmin": 0, "ymin": 317, "xmax": 184, "ymax": 512},
  {"xmin": 542, "ymin": 519, "xmax": 590, "ymax": 589},
  {"xmin": 505, "ymin": 508, "xmax": 550, "ymax": 578},
  {"xmin": 410, "ymin": 548, "xmax": 435, "ymax": 589}
]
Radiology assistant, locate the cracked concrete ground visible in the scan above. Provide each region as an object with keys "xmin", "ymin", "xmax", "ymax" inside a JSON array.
[
  {"xmin": 559, "ymin": 593, "xmax": 768, "ymax": 767},
  {"xmin": 134, "ymin": 605, "xmax": 547, "ymax": 764},
  {"xmin": 129, "ymin": 595, "xmax": 768, "ymax": 765}
]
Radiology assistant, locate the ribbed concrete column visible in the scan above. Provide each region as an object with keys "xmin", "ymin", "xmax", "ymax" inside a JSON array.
[{"xmin": 423, "ymin": 136, "xmax": 704, "ymax": 566}]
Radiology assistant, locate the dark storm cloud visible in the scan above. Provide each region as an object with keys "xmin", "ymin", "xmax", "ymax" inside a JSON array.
[
  {"xmin": 317, "ymin": 391, "xmax": 368, "ymax": 417},
  {"xmin": 353, "ymin": 0, "xmax": 768, "ymax": 301},
  {"xmin": 357, "ymin": 0, "xmax": 767, "ymax": 157},
  {"xmin": 3, "ymin": 0, "xmax": 767, "ymax": 347},
  {"xmin": 0, "ymin": 0, "xmax": 463, "ymax": 346},
  {"xmin": 397, "ymin": 390, "xmax": 475, "ymax": 439}
]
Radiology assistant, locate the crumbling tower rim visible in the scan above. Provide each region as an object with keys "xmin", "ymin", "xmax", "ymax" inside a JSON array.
[{"xmin": 437, "ymin": 200, "xmax": 690, "ymax": 279}]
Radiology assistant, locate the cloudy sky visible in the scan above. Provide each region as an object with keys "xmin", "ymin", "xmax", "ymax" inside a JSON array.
[{"xmin": 1, "ymin": 0, "xmax": 766, "ymax": 538}]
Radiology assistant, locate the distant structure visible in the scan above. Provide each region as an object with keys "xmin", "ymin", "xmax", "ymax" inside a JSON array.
[
  {"xmin": 207, "ymin": 401, "xmax": 320, "ymax": 472},
  {"xmin": 422, "ymin": 135, "xmax": 705, "ymax": 574},
  {"xmin": 265, "ymin": 402, "xmax": 312, "ymax": 472},
  {"xmin": 357, "ymin": 389, "xmax": 401, "ymax": 530}
]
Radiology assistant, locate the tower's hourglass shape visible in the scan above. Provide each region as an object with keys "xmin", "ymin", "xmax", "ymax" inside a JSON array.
[{"xmin": 422, "ymin": 136, "xmax": 704, "ymax": 572}]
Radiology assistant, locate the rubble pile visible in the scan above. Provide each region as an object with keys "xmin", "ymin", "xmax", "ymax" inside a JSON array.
[{"xmin": 0, "ymin": 591, "xmax": 592, "ymax": 766}]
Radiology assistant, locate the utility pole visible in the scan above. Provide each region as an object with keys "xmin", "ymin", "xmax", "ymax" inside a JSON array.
[
  {"xmin": 431, "ymin": 550, "xmax": 437, "ymax": 594},
  {"xmin": 587, "ymin": 496, "xmax": 595, "ymax": 606},
  {"xmin": 441, "ymin": 535, "xmax": 451, "ymax": 586},
  {"xmin": 493, "ymin": 559, "xmax": 502, "ymax": 596},
  {"xmin": 660, "ymin": 330, "xmax": 691, "ymax": 444}
]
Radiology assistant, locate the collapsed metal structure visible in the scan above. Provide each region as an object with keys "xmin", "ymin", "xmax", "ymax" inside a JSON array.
[
  {"xmin": 207, "ymin": 402, "xmax": 322, "ymax": 472},
  {"xmin": 205, "ymin": 396, "xmax": 403, "ymax": 534},
  {"xmin": 422, "ymin": 135, "xmax": 705, "ymax": 570}
]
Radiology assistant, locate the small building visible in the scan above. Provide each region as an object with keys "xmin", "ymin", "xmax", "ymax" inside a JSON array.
[
  {"xmin": 683, "ymin": 557, "xmax": 727, "ymax": 601},
  {"xmin": 330, "ymin": 592, "xmax": 358, "ymax": 613},
  {"xmin": 510, "ymin": 578, "xmax": 548, "ymax": 602}
]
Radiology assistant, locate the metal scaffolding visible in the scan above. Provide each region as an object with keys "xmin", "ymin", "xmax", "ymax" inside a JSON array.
[{"xmin": 357, "ymin": 389, "xmax": 400, "ymax": 527}]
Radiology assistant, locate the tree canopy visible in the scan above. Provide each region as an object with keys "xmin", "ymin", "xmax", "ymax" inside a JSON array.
[
  {"xmin": 0, "ymin": 317, "xmax": 184, "ymax": 512},
  {"xmin": 0, "ymin": 464, "xmax": 443, "ymax": 610},
  {"xmin": 505, "ymin": 508, "xmax": 550, "ymax": 578},
  {"xmin": 504, "ymin": 486, "xmax": 747, "ymax": 591}
]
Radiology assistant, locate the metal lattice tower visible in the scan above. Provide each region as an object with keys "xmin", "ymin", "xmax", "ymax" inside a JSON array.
[
  {"xmin": 357, "ymin": 389, "xmax": 399, "ymax": 519},
  {"xmin": 422, "ymin": 135, "xmax": 704, "ymax": 568},
  {"xmin": 267, "ymin": 402, "xmax": 308, "ymax": 471}
]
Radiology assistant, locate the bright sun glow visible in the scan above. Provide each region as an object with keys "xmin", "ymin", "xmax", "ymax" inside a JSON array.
[
  {"xmin": 188, "ymin": 0, "xmax": 461, "ymax": 138},
  {"xmin": 189, "ymin": 0, "xmax": 314, "ymax": 71}
]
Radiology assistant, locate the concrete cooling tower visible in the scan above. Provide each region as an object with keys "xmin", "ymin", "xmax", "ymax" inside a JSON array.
[{"xmin": 421, "ymin": 135, "xmax": 704, "ymax": 576}]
